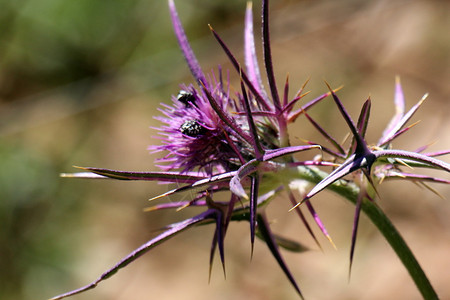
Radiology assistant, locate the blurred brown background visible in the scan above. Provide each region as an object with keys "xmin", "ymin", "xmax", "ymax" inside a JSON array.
[{"xmin": 1, "ymin": 0, "xmax": 449, "ymax": 299}]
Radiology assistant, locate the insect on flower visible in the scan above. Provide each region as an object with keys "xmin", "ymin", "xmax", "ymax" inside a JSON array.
[
  {"xmin": 177, "ymin": 90, "xmax": 197, "ymax": 108},
  {"xmin": 52, "ymin": 0, "xmax": 450, "ymax": 299},
  {"xmin": 179, "ymin": 119, "xmax": 207, "ymax": 137}
]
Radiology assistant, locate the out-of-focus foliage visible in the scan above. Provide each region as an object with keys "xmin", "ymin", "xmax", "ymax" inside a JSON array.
[{"xmin": 1, "ymin": 0, "xmax": 449, "ymax": 300}]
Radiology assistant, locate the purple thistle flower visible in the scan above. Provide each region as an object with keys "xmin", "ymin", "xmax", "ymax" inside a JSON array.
[
  {"xmin": 52, "ymin": 1, "xmax": 450, "ymax": 299},
  {"xmin": 149, "ymin": 80, "xmax": 249, "ymax": 174}
]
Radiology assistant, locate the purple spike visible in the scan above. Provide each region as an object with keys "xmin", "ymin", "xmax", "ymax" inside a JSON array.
[
  {"xmin": 383, "ymin": 171, "xmax": 450, "ymax": 184},
  {"xmin": 348, "ymin": 98, "xmax": 371, "ymax": 154},
  {"xmin": 208, "ymin": 208, "xmax": 226, "ymax": 279},
  {"xmin": 297, "ymin": 153, "xmax": 374, "ymax": 206},
  {"xmin": 150, "ymin": 171, "xmax": 236, "ymax": 201},
  {"xmin": 283, "ymin": 75, "xmax": 290, "ymax": 107},
  {"xmin": 200, "ymin": 81, "xmax": 253, "ymax": 143},
  {"xmin": 304, "ymin": 200, "xmax": 336, "ymax": 249},
  {"xmin": 60, "ymin": 172, "xmax": 108, "ymax": 179},
  {"xmin": 271, "ymin": 234, "xmax": 308, "ymax": 252},
  {"xmin": 349, "ymin": 184, "xmax": 364, "ymax": 279},
  {"xmin": 326, "ymin": 83, "xmax": 369, "ymax": 155},
  {"xmin": 302, "ymin": 141, "xmax": 346, "ymax": 159},
  {"xmin": 394, "ymin": 76, "xmax": 406, "ymax": 116},
  {"xmin": 288, "ymin": 191, "xmax": 322, "ymax": 249},
  {"xmin": 66, "ymin": 167, "xmax": 205, "ymax": 183},
  {"xmin": 244, "ymin": 2, "xmax": 269, "ymax": 102},
  {"xmin": 209, "ymin": 25, "xmax": 272, "ymax": 111},
  {"xmin": 257, "ymin": 213, "xmax": 304, "ymax": 299},
  {"xmin": 356, "ymin": 98, "xmax": 371, "ymax": 139},
  {"xmin": 143, "ymin": 200, "xmax": 207, "ymax": 212},
  {"xmin": 287, "ymin": 89, "xmax": 336, "ymax": 122},
  {"xmin": 240, "ymin": 79, "xmax": 264, "ymax": 159},
  {"xmin": 282, "ymin": 78, "xmax": 311, "ymax": 114},
  {"xmin": 50, "ymin": 210, "xmax": 215, "ymax": 300},
  {"xmin": 250, "ymin": 175, "xmax": 260, "ymax": 256},
  {"xmin": 222, "ymin": 127, "xmax": 246, "ymax": 164},
  {"xmin": 287, "ymin": 161, "xmax": 340, "ymax": 167},
  {"xmin": 263, "ymin": 145, "xmax": 321, "ymax": 161},
  {"xmin": 302, "ymin": 108, "xmax": 346, "ymax": 155},
  {"xmin": 378, "ymin": 121, "xmax": 420, "ymax": 147},
  {"xmin": 424, "ymin": 149, "xmax": 450, "ymax": 157},
  {"xmin": 168, "ymin": 0, "xmax": 207, "ymax": 86},
  {"xmin": 374, "ymin": 149, "xmax": 450, "ymax": 172},
  {"xmin": 262, "ymin": 0, "xmax": 282, "ymax": 111},
  {"xmin": 378, "ymin": 93, "xmax": 427, "ymax": 146},
  {"xmin": 379, "ymin": 77, "xmax": 405, "ymax": 145},
  {"xmin": 224, "ymin": 194, "xmax": 238, "ymax": 233},
  {"xmin": 235, "ymin": 110, "xmax": 278, "ymax": 117},
  {"xmin": 209, "ymin": 229, "xmax": 218, "ymax": 282}
]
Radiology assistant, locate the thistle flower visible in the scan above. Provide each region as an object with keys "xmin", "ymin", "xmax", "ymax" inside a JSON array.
[
  {"xmin": 149, "ymin": 81, "xmax": 247, "ymax": 174},
  {"xmin": 52, "ymin": 1, "xmax": 450, "ymax": 299}
]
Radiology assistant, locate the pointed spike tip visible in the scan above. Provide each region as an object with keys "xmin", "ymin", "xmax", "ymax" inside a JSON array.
[{"xmin": 326, "ymin": 234, "xmax": 337, "ymax": 250}]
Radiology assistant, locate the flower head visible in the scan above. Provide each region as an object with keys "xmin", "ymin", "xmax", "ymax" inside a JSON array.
[{"xmin": 150, "ymin": 80, "xmax": 248, "ymax": 174}]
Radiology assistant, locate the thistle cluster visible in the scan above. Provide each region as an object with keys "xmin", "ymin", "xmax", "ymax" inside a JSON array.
[{"xmin": 52, "ymin": 1, "xmax": 450, "ymax": 299}]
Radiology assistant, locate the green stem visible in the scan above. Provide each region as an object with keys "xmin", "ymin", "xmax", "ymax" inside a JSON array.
[
  {"xmin": 283, "ymin": 166, "xmax": 439, "ymax": 299},
  {"xmin": 360, "ymin": 198, "xmax": 438, "ymax": 300}
]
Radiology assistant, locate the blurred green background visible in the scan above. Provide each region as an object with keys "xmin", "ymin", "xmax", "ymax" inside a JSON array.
[{"xmin": 1, "ymin": 0, "xmax": 449, "ymax": 299}]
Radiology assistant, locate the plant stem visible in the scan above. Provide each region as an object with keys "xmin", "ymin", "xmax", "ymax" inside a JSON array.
[{"xmin": 289, "ymin": 166, "xmax": 439, "ymax": 299}]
